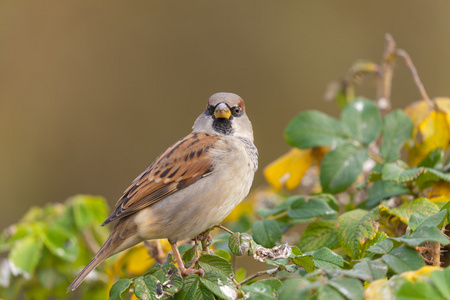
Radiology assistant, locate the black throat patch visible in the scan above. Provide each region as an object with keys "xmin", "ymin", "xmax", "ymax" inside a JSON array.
[{"xmin": 212, "ymin": 118, "xmax": 234, "ymax": 135}]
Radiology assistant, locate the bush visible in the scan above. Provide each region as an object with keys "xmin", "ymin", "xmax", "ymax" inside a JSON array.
[{"xmin": 2, "ymin": 34, "xmax": 450, "ymax": 300}]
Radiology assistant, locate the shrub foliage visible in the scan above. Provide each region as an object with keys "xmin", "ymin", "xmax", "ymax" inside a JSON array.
[{"xmin": 2, "ymin": 35, "xmax": 450, "ymax": 300}]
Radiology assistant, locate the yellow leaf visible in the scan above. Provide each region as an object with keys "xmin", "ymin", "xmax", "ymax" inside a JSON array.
[
  {"xmin": 435, "ymin": 97, "xmax": 450, "ymax": 114},
  {"xmin": 428, "ymin": 181, "xmax": 450, "ymax": 208},
  {"xmin": 401, "ymin": 266, "xmax": 442, "ymax": 282},
  {"xmin": 404, "ymin": 100, "xmax": 433, "ymax": 128},
  {"xmin": 107, "ymin": 240, "xmax": 171, "ymax": 286},
  {"xmin": 407, "ymin": 110, "xmax": 450, "ymax": 165},
  {"xmin": 223, "ymin": 197, "xmax": 254, "ymax": 222},
  {"xmin": 364, "ymin": 278, "xmax": 392, "ymax": 300},
  {"xmin": 263, "ymin": 148, "xmax": 314, "ymax": 190}
]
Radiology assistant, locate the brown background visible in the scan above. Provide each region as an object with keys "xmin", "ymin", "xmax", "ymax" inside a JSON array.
[{"xmin": 1, "ymin": 1, "xmax": 450, "ymax": 230}]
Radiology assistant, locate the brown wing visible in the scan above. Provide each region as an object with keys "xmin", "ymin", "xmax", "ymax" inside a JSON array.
[{"xmin": 101, "ymin": 132, "xmax": 220, "ymax": 226}]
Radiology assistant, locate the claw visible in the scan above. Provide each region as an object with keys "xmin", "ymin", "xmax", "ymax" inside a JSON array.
[{"xmin": 170, "ymin": 241, "xmax": 205, "ymax": 277}]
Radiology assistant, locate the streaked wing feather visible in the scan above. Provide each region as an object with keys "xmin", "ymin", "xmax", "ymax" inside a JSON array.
[{"xmin": 102, "ymin": 132, "xmax": 219, "ymax": 226}]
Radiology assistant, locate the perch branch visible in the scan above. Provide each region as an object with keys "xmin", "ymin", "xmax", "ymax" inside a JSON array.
[{"xmin": 213, "ymin": 224, "xmax": 234, "ymax": 235}]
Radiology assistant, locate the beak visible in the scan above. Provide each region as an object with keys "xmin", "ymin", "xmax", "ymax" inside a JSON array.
[{"xmin": 214, "ymin": 103, "xmax": 231, "ymax": 119}]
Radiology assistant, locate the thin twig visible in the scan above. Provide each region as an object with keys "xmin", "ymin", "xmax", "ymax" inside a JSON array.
[
  {"xmin": 232, "ymin": 277, "xmax": 247, "ymax": 298},
  {"xmin": 83, "ymin": 228, "xmax": 100, "ymax": 253},
  {"xmin": 376, "ymin": 33, "xmax": 396, "ymax": 116},
  {"xmin": 214, "ymin": 225, "xmax": 234, "ymax": 235},
  {"xmin": 238, "ymin": 267, "xmax": 280, "ymax": 286},
  {"xmin": 395, "ymin": 48, "xmax": 434, "ymax": 108}
]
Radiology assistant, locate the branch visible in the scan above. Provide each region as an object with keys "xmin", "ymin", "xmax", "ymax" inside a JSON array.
[
  {"xmin": 213, "ymin": 224, "xmax": 234, "ymax": 235},
  {"xmin": 238, "ymin": 267, "xmax": 280, "ymax": 287},
  {"xmin": 376, "ymin": 33, "xmax": 397, "ymax": 116},
  {"xmin": 395, "ymin": 48, "xmax": 434, "ymax": 109}
]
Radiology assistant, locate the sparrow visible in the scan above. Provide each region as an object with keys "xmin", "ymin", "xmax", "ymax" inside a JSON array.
[{"xmin": 68, "ymin": 92, "xmax": 258, "ymax": 291}]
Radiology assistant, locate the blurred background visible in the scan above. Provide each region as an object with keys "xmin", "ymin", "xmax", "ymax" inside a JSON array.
[{"xmin": 1, "ymin": 1, "xmax": 450, "ymax": 230}]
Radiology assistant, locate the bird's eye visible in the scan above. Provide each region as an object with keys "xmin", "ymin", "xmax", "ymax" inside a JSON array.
[
  {"xmin": 205, "ymin": 105, "xmax": 215, "ymax": 116},
  {"xmin": 231, "ymin": 106, "xmax": 242, "ymax": 117}
]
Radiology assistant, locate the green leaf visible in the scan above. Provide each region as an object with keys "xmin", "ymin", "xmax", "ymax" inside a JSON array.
[
  {"xmin": 200, "ymin": 274, "xmax": 236, "ymax": 300},
  {"xmin": 175, "ymin": 275, "xmax": 215, "ymax": 300},
  {"xmin": 380, "ymin": 110, "xmax": 413, "ymax": 162},
  {"xmin": 287, "ymin": 197, "xmax": 337, "ymax": 220},
  {"xmin": 252, "ymin": 220, "xmax": 282, "ymax": 248},
  {"xmin": 341, "ymin": 98, "xmax": 382, "ymax": 145},
  {"xmin": 133, "ymin": 275, "xmax": 163, "ymax": 300},
  {"xmin": 72, "ymin": 195, "xmax": 109, "ymax": 229},
  {"xmin": 258, "ymin": 202, "xmax": 288, "ymax": 219},
  {"xmin": 393, "ymin": 226, "xmax": 450, "ymax": 246},
  {"xmin": 317, "ymin": 194, "xmax": 340, "ymax": 212},
  {"xmin": 182, "ymin": 245, "xmax": 196, "ymax": 266},
  {"xmin": 320, "ymin": 143, "xmax": 369, "ymax": 193},
  {"xmin": 213, "ymin": 249, "xmax": 231, "ymax": 261},
  {"xmin": 292, "ymin": 255, "xmax": 314, "ymax": 273},
  {"xmin": 40, "ymin": 223, "xmax": 79, "ymax": 262},
  {"xmin": 290, "ymin": 246, "xmax": 303, "ymax": 256},
  {"xmin": 198, "ymin": 254, "xmax": 233, "ymax": 278},
  {"xmin": 417, "ymin": 148, "xmax": 444, "ymax": 169},
  {"xmin": 247, "ymin": 294, "xmax": 277, "ymax": 300},
  {"xmin": 365, "ymin": 231, "xmax": 388, "ymax": 250},
  {"xmin": 285, "ymin": 110, "xmax": 351, "ymax": 148},
  {"xmin": 382, "ymin": 246, "xmax": 425, "ymax": 274},
  {"xmin": 367, "ymin": 239, "xmax": 394, "ymax": 254},
  {"xmin": 430, "ymin": 268, "xmax": 450, "ymax": 299},
  {"xmin": 396, "ymin": 281, "xmax": 442, "ymax": 300},
  {"xmin": 298, "ymin": 219, "xmax": 339, "ymax": 252},
  {"xmin": 381, "ymin": 162, "xmax": 423, "ymax": 183},
  {"xmin": 278, "ymin": 278, "xmax": 316, "ymax": 299},
  {"xmin": 109, "ymin": 278, "xmax": 132, "ymax": 300},
  {"xmin": 327, "ymin": 277, "xmax": 364, "ymax": 300},
  {"xmin": 416, "ymin": 167, "xmax": 450, "ymax": 184},
  {"xmin": 312, "ymin": 247, "xmax": 344, "ymax": 269},
  {"xmin": 9, "ymin": 235, "xmax": 43, "ymax": 277},
  {"xmin": 164, "ymin": 267, "xmax": 183, "ymax": 294},
  {"xmin": 351, "ymin": 260, "xmax": 388, "ymax": 281},
  {"xmin": 388, "ymin": 198, "xmax": 440, "ymax": 224},
  {"xmin": 317, "ymin": 285, "xmax": 346, "ymax": 300},
  {"xmin": 336, "ymin": 209, "xmax": 379, "ymax": 259},
  {"xmin": 363, "ymin": 180, "xmax": 410, "ymax": 209},
  {"xmin": 242, "ymin": 278, "xmax": 282, "ymax": 298},
  {"xmin": 228, "ymin": 232, "xmax": 254, "ymax": 256},
  {"xmin": 235, "ymin": 268, "xmax": 246, "ymax": 283},
  {"xmin": 409, "ymin": 210, "xmax": 447, "ymax": 231}
]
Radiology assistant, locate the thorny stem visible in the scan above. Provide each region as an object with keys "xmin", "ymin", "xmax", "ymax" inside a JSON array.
[
  {"xmin": 238, "ymin": 267, "xmax": 280, "ymax": 287},
  {"xmin": 395, "ymin": 48, "xmax": 434, "ymax": 109}
]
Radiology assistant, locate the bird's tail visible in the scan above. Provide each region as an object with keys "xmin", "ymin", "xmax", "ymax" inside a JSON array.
[
  {"xmin": 67, "ymin": 217, "xmax": 139, "ymax": 292},
  {"xmin": 67, "ymin": 235, "xmax": 115, "ymax": 292}
]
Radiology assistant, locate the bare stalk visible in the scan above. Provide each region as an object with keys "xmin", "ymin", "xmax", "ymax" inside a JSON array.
[
  {"xmin": 395, "ymin": 48, "xmax": 434, "ymax": 108},
  {"xmin": 238, "ymin": 267, "xmax": 280, "ymax": 286},
  {"xmin": 214, "ymin": 224, "xmax": 234, "ymax": 235},
  {"xmin": 376, "ymin": 33, "xmax": 397, "ymax": 116},
  {"xmin": 429, "ymin": 241, "xmax": 441, "ymax": 266}
]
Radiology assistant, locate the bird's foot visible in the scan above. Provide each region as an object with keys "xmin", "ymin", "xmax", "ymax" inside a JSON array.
[
  {"xmin": 179, "ymin": 258, "xmax": 205, "ymax": 277},
  {"xmin": 196, "ymin": 230, "xmax": 213, "ymax": 253},
  {"xmin": 170, "ymin": 241, "xmax": 205, "ymax": 277}
]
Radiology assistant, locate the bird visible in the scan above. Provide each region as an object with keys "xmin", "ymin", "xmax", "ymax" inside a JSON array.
[{"xmin": 68, "ymin": 92, "xmax": 258, "ymax": 292}]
